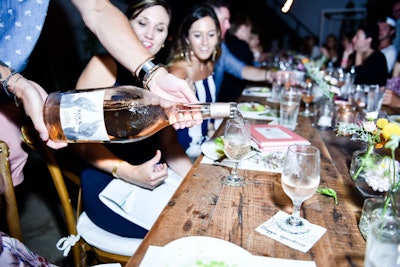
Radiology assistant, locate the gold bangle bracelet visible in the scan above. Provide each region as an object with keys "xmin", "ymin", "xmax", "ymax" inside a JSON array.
[{"xmin": 111, "ymin": 160, "xmax": 124, "ymax": 179}]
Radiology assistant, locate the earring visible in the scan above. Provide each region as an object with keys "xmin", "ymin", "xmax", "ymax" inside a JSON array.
[{"xmin": 212, "ymin": 49, "xmax": 217, "ymax": 62}]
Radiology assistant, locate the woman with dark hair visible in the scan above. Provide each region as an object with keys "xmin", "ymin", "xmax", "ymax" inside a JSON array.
[
  {"xmin": 167, "ymin": 4, "xmax": 222, "ymax": 160},
  {"xmin": 75, "ymin": 0, "xmax": 192, "ymax": 238},
  {"xmin": 343, "ymin": 23, "xmax": 388, "ymax": 85}
]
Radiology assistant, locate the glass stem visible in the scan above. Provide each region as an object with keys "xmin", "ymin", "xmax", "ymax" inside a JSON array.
[
  {"xmin": 289, "ymin": 201, "xmax": 303, "ymax": 226},
  {"xmin": 231, "ymin": 161, "xmax": 238, "ymax": 176}
]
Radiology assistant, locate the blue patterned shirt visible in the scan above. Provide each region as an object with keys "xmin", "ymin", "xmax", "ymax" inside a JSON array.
[{"xmin": 1, "ymin": 0, "xmax": 50, "ymax": 71}]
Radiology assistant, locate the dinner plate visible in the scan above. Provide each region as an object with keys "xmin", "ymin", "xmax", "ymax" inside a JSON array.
[
  {"xmin": 149, "ymin": 236, "xmax": 255, "ymax": 267},
  {"xmin": 242, "ymin": 86, "xmax": 272, "ymax": 97},
  {"xmin": 238, "ymin": 102, "xmax": 278, "ymax": 120},
  {"xmin": 201, "ymin": 136, "xmax": 257, "ymax": 161}
]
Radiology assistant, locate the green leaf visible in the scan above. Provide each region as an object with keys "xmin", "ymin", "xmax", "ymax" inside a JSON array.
[{"xmin": 317, "ymin": 187, "xmax": 338, "ymax": 205}]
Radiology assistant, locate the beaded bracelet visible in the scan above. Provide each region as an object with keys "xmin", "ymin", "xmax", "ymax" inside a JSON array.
[
  {"xmin": 2, "ymin": 70, "xmax": 18, "ymax": 97},
  {"xmin": 111, "ymin": 160, "xmax": 124, "ymax": 179}
]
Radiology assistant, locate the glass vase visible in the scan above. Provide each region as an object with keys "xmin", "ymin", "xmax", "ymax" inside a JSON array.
[
  {"xmin": 349, "ymin": 144, "xmax": 385, "ymax": 199},
  {"xmin": 312, "ymin": 97, "xmax": 335, "ymax": 130},
  {"xmin": 364, "ymin": 214, "xmax": 400, "ymax": 267},
  {"xmin": 358, "ymin": 198, "xmax": 388, "ymax": 240}
]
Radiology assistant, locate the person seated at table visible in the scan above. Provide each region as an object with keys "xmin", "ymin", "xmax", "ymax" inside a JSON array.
[
  {"xmin": 300, "ymin": 35, "xmax": 322, "ymax": 60},
  {"xmin": 218, "ymin": 15, "xmax": 254, "ymax": 102},
  {"xmin": 377, "ymin": 16, "xmax": 397, "ymax": 75},
  {"xmin": 248, "ymin": 28, "xmax": 268, "ymax": 67},
  {"xmin": 383, "ymin": 53, "xmax": 400, "ymax": 108},
  {"xmin": 167, "ymin": 4, "xmax": 222, "ymax": 161},
  {"xmin": 74, "ymin": 0, "xmax": 192, "ymax": 238},
  {"xmin": 320, "ymin": 33, "xmax": 340, "ymax": 67},
  {"xmin": 205, "ymin": 0, "xmax": 287, "ymax": 99},
  {"xmin": 339, "ymin": 30, "xmax": 356, "ymax": 70},
  {"xmin": 341, "ymin": 23, "xmax": 388, "ymax": 86}
]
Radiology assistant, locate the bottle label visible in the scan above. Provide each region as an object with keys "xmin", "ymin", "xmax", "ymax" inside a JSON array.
[
  {"xmin": 210, "ymin": 103, "xmax": 231, "ymax": 117},
  {"xmin": 60, "ymin": 90, "xmax": 110, "ymax": 141}
]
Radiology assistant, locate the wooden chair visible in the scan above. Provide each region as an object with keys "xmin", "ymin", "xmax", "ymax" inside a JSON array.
[
  {"xmin": 0, "ymin": 140, "xmax": 23, "ymax": 241},
  {"xmin": 21, "ymin": 125, "xmax": 142, "ymax": 267}
]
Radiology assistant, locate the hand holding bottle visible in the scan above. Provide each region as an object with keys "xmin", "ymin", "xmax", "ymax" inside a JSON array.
[
  {"xmin": 5, "ymin": 72, "xmax": 67, "ymax": 149},
  {"xmin": 146, "ymin": 68, "xmax": 202, "ymax": 127}
]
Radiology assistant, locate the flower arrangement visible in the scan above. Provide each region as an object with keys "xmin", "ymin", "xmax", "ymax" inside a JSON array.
[
  {"xmin": 336, "ymin": 111, "xmax": 400, "ymax": 215},
  {"xmin": 303, "ymin": 57, "xmax": 337, "ymax": 100}
]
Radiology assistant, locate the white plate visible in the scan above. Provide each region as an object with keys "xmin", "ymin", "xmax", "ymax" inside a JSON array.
[
  {"xmin": 242, "ymin": 87, "xmax": 272, "ymax": 97},
  {"xmin": 238, "ymin": 102, "xmax": 269, "ymax": 114},
  {"xmin": 238, "ymin": 102, "xmax": 277, "ymax": 120},
  {"xmin": 201, "ymin": 136, "xmax": 257, "ymax": 161},
  {"xmin": 149, "ymin": 236, "xmax": 255, "ymax": 267}
]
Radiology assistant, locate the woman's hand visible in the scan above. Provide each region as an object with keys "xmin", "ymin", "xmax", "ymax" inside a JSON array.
[{"xmin": 118, "ymin": 150, "xmax": 169, "ymax": 190}]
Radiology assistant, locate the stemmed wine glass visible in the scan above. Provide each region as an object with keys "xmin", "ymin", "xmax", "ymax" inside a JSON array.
[
  {"xmin": 223, "ymin": 118, "xmax": 251, "ymax": 187},
  {"xmin": 301, "ymin": 82, "xmax": 314, "ymax": 117},
  {"xmin": 277, "ymin": 144, "xmax": 320, "ymax": 234}
]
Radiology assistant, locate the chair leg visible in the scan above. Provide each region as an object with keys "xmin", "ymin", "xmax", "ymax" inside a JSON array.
[{"xmin": 0, "ymin": 141, "xmax": 23, "ymax": 241}]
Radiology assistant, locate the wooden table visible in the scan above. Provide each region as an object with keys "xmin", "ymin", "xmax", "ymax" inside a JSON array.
[{"xmin": 125, "ymin": 97, "xmax": 372, "ymax": 267}]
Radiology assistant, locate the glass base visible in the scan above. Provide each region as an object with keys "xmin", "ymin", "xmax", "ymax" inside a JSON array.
[
  {"xmin": 302, "ymin": 110, "xmax": 313, "ymax": 117},
  {"xmin": 222, "ymin": 175, "xmax": 245, "ymax": 187},
  {"xmin": 276, "ymin": 215, "xmax": 311, "ymax": 234}
]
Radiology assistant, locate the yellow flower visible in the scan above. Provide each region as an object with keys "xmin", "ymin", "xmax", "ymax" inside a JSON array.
[
  {"xmin": 376, "ymin": 118, "xmax": 389, "ymax": 129},
  {"xmin": 301, "ymin": 57, "xmax": 310, "ymax": 64},
  {"xmin": 381, "ymin": 122, "xmax": 400, "ymax": 140}
]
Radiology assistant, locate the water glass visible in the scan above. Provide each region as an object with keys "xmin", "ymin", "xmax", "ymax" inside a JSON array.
[
  {"xmin": 279, "ymin": 88, "xmax": 301, "ymax": 131},
  {"xmin": 366, "ymin": 85, "xmax": 385, "ymax": 113}
]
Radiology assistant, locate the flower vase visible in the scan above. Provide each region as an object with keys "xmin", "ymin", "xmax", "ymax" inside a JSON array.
[
  {"xmin": 349, "ymin": 145, "xmax": 385, "ymax": 199},
  {"xmin": 364, "ymin": 191, "xmax": 400, "ymax": 267},
  {"xmin": 358, "ymin": 197, "xmax": 388, "ymax": 239},
  {"xmin": 364, "ymin": 215, "xmax": 400, "ymax": 267},
  {"xmin": 313, "ymin": 97, "xmax": 335, "ymax": 130}
]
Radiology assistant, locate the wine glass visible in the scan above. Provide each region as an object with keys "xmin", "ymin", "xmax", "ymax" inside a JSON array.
[
  {"xmin": 223, "ymin": 118, "xmax": 251, "ymax": 187},
  {"xmin": 277, "ymin": 144, "xmax": 320, "ymax": 234},
  {"xmin": 301, "ymin": 82, "xmax": 314, "ymax": 117}
]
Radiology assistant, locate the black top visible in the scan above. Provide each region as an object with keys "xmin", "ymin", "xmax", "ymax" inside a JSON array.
[
  {"xmin": 354, "ymin": 50, "xmax": 389, "ymax": 86},
  {"xmin": 217, "ymin": 34, "xmax": 254, "ymax": 102}
]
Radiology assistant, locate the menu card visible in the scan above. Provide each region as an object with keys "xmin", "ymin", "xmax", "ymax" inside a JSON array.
[{"xmin": 256, "ymin": 211, "xmax": 326, "ymax": 253}]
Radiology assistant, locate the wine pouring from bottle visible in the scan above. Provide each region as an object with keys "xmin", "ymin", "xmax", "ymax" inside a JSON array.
[{"xmin": 44, "ymin": 86, "xmax": 239, "ymax": 143}]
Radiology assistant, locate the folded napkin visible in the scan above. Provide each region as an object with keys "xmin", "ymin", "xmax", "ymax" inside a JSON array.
[
  {"xmin": 99, "ymin": 168, "xmax": 182, "ymax": 230},
  {"xmin": 256, "ymin": 211, "xmax": 327, "ymax": 253},
  {"xmin": 140, "ymin": 245, "xmax": 316, "ymax": 267}
]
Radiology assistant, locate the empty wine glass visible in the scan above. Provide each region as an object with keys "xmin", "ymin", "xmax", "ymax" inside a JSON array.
[
  {"xmin": 277, "ymin": 144, "xmax": 320, "ymax": 234},
  {"xmin": 301, "ymin": 82, "xmax": 314, "ymax": 117},
  {"xmin": 223, "ymin": 118, "xmax": 251, "ymax": 187}
]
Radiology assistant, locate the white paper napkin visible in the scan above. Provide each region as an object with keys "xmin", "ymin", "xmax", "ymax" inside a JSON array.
[
  {"xmin": 256, "ymin": 211, "xmax": 327, "ymax": 253},
  {"xmin": 140, "ymin": 245, "xmax": 316, "ymax": 267},
  {"xmin": 99, "ymin": 168, "xmax": 182, "ymax": 230}
]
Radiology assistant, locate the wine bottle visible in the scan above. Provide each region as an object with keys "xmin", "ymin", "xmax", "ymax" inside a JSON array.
[{"xmin": 44, "ymin": 86, "xmax": 238, "ymax": 143}]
